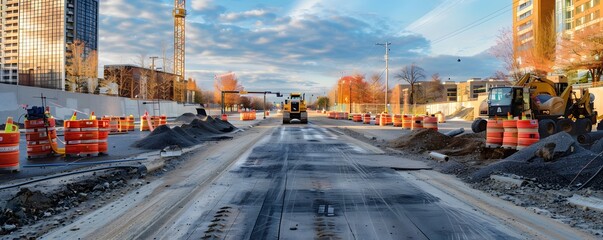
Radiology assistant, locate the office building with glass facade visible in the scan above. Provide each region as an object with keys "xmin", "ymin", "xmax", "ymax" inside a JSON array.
[{"xmin": 17, "ymin": 0, "xmax": 98, "ymax": 90}]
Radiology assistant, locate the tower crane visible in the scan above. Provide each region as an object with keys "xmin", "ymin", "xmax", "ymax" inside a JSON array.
[{"xmin": 173, "ymin": 0, "xmax": 186, "ymax": 102}]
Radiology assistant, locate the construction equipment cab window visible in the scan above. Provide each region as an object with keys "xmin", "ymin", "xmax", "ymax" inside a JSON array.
[{"xmin": 282, "ymin": 93, "xmax": 308, "ymax": 124}]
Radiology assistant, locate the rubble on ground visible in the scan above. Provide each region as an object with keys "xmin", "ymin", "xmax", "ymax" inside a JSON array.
[
  {"xmin": 133, "ymin": 114, "xmax": 236, "ymax": 150},
  {"xmin": 0, "ymin": 170, "xmax": 130, "ymax": 236},
  {"xmin": 470, "ymin": 132, "xmax": 603, "ymax": 188}
]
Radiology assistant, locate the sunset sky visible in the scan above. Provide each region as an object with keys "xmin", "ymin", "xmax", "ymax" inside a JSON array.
[{"xmin": 98, "ymin": 0, "xmax": 511, "ymax": 96}]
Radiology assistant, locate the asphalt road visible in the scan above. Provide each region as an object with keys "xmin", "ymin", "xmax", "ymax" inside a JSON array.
[{"xmin": 45, "ymin": 115, "xmax": 534, "ymax": 239}]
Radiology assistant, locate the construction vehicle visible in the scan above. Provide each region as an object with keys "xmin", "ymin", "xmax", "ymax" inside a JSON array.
[
  {"xmin": 283, "ymin": 93, "xmax": 308, "ymax": 124},
  {"xmin": 472, "ymin": 74, "xmax": 599, "ymax": 138}
]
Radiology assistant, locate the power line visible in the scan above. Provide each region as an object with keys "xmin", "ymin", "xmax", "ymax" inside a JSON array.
[{"xmin": 430, "ymin": 0, "xmax": 522, "ymax": 45}]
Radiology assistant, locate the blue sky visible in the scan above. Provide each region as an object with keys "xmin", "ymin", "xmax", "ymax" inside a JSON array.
[{"xmin": 98, "ymin": 0, "xmax": 511, "ymax": 96}]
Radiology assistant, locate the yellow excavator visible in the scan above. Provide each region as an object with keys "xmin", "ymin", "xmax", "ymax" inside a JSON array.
[
  {"xmin": 472, "ymin": 74, "xmax": 598, "ymax": 138},
  {"xmin": 282, "ymin": 93, "xmax": 308, "ymax": 124}
]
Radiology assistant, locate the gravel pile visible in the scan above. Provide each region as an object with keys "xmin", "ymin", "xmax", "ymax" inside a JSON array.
[
  {"xmin": 174, "ymin": 112, "xmax": 199, "ymax": 124},
  {"xmin": 470, "ymin": 132, "xmax": 603, "ymax": 188},
  {"xmin": 132, "ymin": 114, "xmax": 236, "ymax": 150}
]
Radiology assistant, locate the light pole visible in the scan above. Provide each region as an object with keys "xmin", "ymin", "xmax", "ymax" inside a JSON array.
[{"xmin": 348, "ymin": 80, "xmax": 352, "ymax": 114}]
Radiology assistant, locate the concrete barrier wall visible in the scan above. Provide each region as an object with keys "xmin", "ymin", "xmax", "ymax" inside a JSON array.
[{"xmin": 0, "ymin": 84, "xmax": 199, "ymax": 122}]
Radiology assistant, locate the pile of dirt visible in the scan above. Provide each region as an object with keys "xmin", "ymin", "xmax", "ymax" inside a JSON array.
[
  {"xmin": 470, "ymin": 132, "xmax": 603, "ymax": 188},
  {"xmin": 446, "ymin": 107, "xmax": 474, "ymax": 121},
  {"xmin": 132, "ymin": 114, "xmax": 236, "ymax": 150},
  {"xmin": 389, "ymin": 129, "xmax": 451, "ymax": 153}
]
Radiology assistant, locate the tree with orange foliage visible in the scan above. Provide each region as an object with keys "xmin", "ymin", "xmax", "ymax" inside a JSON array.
[
  {"xmin": 338, "ymin": 74, "xmax": 369, "ymax": 104},
  {"xmin": 213, "ymin": 72, "xmax": 243, "ymax": 111},
  {"xmin": 557, "ymin": 22, "xmax": 603, "ymax": 84}
]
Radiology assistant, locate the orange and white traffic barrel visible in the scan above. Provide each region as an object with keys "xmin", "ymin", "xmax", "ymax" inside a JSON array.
[
  {"xmin": 353, "ymin": 114, "xmax": 362, "ymax": 122},
  {"xmin": 25, "ymin": 118, "xmax": 57, "ymax": 158},
  {"xmin": 140, "ymin": 115, "xmax": 150, "ymax": 131},
  {"xmin": 65, "ymin": 120, "xmax": 99, "ymax": 157},
  {"xmin": 412, "ymin": 116, "xmax": 424, "ymax": 130},
  {"xmin": 423, "ymin": 116, "xmax": 438, "ymax": 131},
  {"xmin": 392, "ymin": 114, "xmax": 403, "ymax": 127},
  {"xmin": 486, "ymin": 119, "xmax": 504, "ymax": 148},
  {"xmin": 0, "ymin": 129, "xmax": 20, "ymax": 171},
  {"xmin": 127, "ymin": 115, "xmax": 135, "ymax": 131},
  {"xmin": 221, "ymin": 114, "xmax": 228, "ymax": 121},
  {"xmin": 363, "ymin": 113, "xmax": 371, "ymax": 124},
  {"xmin": 98, "ymin": 119, "xmax": 110, "ymax": 155},
  {"xmin": 379, "ymin": 114, "xmax": 389, "ymax": 126},
  {"xmin": 402, "ymin": 115, "xmax": 412, "ymax": 129},
  {"xmin": 118, "ymin": 117, "xmax": 129, "ymax": 132},
  {"xmin": 374, "ymin": 114, "xmax": 381, "ymax": 125},
  {"xmin": 160, "ymin": 115, "xmax": 167, "ymax": 125},
  {"xmin": 502, "ymin": 120, "xmax": 518, "ymax": 149},
  {"xmin": 517, "ymin": 120, "xmax": 539, "ymax": 150}
]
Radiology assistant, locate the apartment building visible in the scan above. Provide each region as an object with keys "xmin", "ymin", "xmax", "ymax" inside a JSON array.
[{"xmin": 0, "ymin": 0, "xmax": 19, "ymax": 85}]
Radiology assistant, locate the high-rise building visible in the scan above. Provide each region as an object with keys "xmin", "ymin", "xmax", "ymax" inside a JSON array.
[
  {"xmin": 557, "ymin": 0, "xmax": 602, "ymax": 32},
  {"xmin": 0, "ymin": 0, "xmax": 19, "ymax": 85},
  {"xmin": 514, "ymin": 0, "xmax": 602, "ymax": 71},
  {"xmin": 16, "ymin": 0, "xmax": 98, "ymax": 90},
  {"xmin": 513, "ymin": 0, "xmax": 556, "ymax": 65}
]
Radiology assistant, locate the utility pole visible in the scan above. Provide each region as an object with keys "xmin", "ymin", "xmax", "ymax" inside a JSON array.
[
  {"xmin": 149, "ymin": 56, "xmax": 159, "ymax": 70},
  {"xmin": 376, "ymin": 41, "xmax": 391, "ymax": 113}
]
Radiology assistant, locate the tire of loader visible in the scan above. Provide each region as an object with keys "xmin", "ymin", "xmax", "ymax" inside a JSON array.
[
  {"xmin": 283, "ymin": 119, "xmax": 290, "ymax": 124},
  {"xmin": 556, "ymin": 118, "xmax": 575, "ymax": 135},
  {"xmin": 575, "ymin": 118, "xmax": 592, "ymax": 135},
  {"xmin": 598, "ymin": 121, "xmax": 603, "ymax": 131},
  {"xmin": 538, "ymin": 119, "xmax": 556, "ymax": 138},
  {"xmin": 471, "ymin": 119, "xmax": 487, "ymax": 133}
]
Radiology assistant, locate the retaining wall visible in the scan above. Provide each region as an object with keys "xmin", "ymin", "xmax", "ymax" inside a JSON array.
[{"xmin": 0, "ymin": 84, "xmax": 198, "ymax": 122}]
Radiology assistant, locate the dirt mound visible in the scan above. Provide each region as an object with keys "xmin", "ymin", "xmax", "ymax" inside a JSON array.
[
  {"xmin": 446, "ymin": 107, "xmax": 474, "ymax": 120},
  {"xmin": 470, "ymin": 132, "xmax": 603, "ymax": 188},
  {"xmin": 439, "ymin": 132, "xmax": 484, "ymax": 156},
  {"xmin": 174, "ymin": 112, "xmax": 199, "ymax": 124},
  {"xmin": 132, "ymin": 115, "xmax": 236, "ymax": 150},
  {"xmin": 389, "ymin": 129, "xmax": 451, "ymax": 152}
]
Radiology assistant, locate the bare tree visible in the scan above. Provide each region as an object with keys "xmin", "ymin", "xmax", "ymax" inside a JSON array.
[
  {"xmin": 490, "ymin": 27, "xmax": 524, "ymax": 82},
  {"xmin": 368, "ymin": 73, "xmax": 385, "ymax": 104},
  {"xmin": 395, "ymin": 63, "xmax": 425, "ymax": 104},
  {"xmin": 66, "ymin": 39, "xmax": 98, "ymax": 93}
]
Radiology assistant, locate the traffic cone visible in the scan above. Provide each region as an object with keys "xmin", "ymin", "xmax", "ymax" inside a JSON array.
[
  {"xmin": 70, "ymin": 111, "xmax": 77, "ymax": 121},
  {"xmin": 89, "ymin": 111, "xmax": 96, "ymax": 120},
  {"xmin": 521, "ymin": 112, "xmax": 527, "ymax": 120},
  {"xmin": 507, "ymin": 112, "xmax": 512, "ymax": 120},
  {"xmin": 4, "ymin": 117, "xmax": 18, "ymax": 133}
]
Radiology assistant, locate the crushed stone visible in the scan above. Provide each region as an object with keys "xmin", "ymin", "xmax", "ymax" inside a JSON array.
[{"xmin": 132, "ymin": 114, "xmax": 236, "ymax": 150}]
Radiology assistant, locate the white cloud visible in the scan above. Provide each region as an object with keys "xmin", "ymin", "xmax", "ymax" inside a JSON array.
[{"xmin": 191, "ymin": 0, "xmax": 213, "ymax": 11}]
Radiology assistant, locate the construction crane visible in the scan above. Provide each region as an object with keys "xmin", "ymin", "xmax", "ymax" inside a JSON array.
[{"xmin": 173, "ymin": 0, "xmax": 186, "ymax": 102}]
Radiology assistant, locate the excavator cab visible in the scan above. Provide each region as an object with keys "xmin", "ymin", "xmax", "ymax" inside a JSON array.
[{"xmin": 487, "ymin": 87, "xmax": 525, "ymax": 118}]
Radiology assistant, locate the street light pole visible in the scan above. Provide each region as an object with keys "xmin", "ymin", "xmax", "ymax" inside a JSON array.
[{"xmin": 376, "ymin": 41, "xmax": 391, "ymax": 113}]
